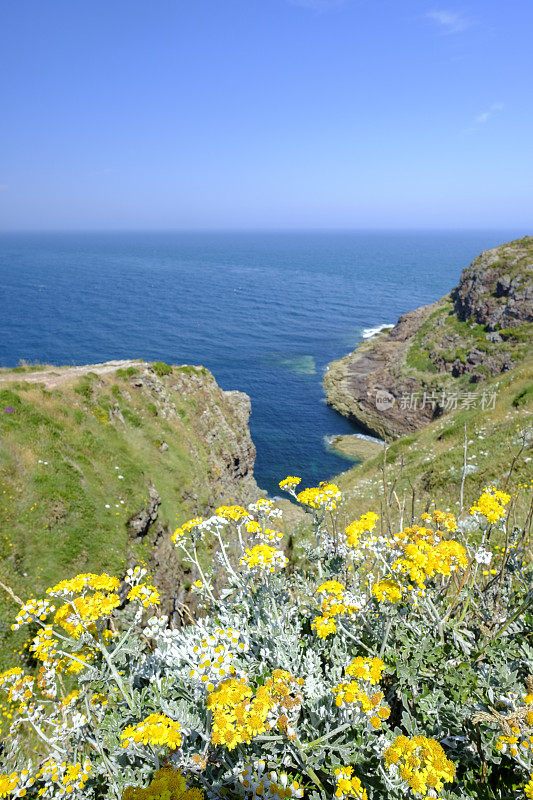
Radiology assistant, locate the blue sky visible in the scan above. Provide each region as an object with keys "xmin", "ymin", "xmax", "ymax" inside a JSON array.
[{"xmin": 0, "ymin": 0, "xmax": 532, "ymax": 230}]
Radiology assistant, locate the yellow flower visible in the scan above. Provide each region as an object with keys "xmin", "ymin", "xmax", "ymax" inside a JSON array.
[
  {"xmin": 127, "ymin": 583, "xmax": 160, "ymax": 608},
  {"xmin": 121, "ymin": 714, "xmax": 183, "ymax": 750},
  {"xmin": 0, "ymin": 772, "xmax": 20, "ymax": 797},
  {"xmin": 345, "ymin": 512, "xmax": 379, "ymax": 547},
  {"xmin": 312, "ymin": 615, "xmax": 337, "ymax": 638},
  {"xmin": 216, "ymin": 505, "xmax": 250, "ymax": 521},
  {"xmin": 346, "ymin": 656, "xmax": 385, "ymax": 685},
  {"xmin": 470, "ymin": 487, "xmax": 510, "ymax": 523},
  {"xmin": 383, "ymin": 735, "xmax": 455, "ymax": 796},
  {"xmin": 279, "ymin": 476, "xmax": 302, "ymax": 489},
  {"xmin": 524, "ymin": 774, "xmax": 533, "ymax": 800},
  {"xmin": 172, "ymin": 517, "xmax": 203, "ymax": 542},
  {"xmin": 317, "ymin": 580, "xmax": 345, "ymax": 596},
  {"xmin": 122, "ymin": 767, "xmax": 204, "ymax": 800},
  {"xmin": 334, "ymin": 766, "xmax": 368, "ymax": 800},
  {"xmin": 373, "ymin": 579, "xmax": 402, "ymax": 604},
  {"xmin": 296, "ymin": 482, "xmax": 340, "ymax": 510},
  {"xmin": 240, "ymin": 544, "xmax": 287, "ymax": 572}
]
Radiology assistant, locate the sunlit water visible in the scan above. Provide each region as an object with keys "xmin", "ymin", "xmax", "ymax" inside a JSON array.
[{"xmin": 0, "ymin": 230, "xmax": 519, "ymax": 495}]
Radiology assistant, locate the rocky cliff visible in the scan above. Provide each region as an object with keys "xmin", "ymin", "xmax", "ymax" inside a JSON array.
[
  {"xmin": 0, "ymin": 360, "xmax": 259, "ymax": 661},
  {"xmin": 324, "ymin": 237, "xmax": 533, "ymax": 440}
]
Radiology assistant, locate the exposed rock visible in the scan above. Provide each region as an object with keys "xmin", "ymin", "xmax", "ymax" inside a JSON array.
[
  {"xmin": 328, "ymin": 435, "xmax": 384, "ymax": 461},
  {"xmin": 452, "ymin": 236, "xmax": 533, "ymax": 330},
  {"xmin": 324, "ymin": 303, "xmax": 439, "ymax": 439},
  {"xmin": 324, "ymin": 237, "xmax": 533, "ymax": 440},
  {"xmin": 128, "ymin": 484, "xmax": 162, "ymax": 538}
]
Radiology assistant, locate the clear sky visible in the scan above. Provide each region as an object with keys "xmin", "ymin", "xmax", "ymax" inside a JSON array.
[{"xmin": 0, "ymin": 0, "xmax": 532, "ymax": 230}]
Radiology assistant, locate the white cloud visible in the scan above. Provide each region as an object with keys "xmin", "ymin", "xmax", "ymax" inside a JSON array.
[
  {"xmin": 426, "ymin": 9, "xmax": 470, "ymax": 33},
  {"xmin": 475, "ymin": 103, "xmax": 503, "ymax": 124},
  {"xmin": 462, "ymin": 103, "xmax": 504, "ymax": 134}
]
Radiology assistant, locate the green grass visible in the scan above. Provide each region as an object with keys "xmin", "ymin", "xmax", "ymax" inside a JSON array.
[
  {"xmin": 0, "ymin": 364, "xmax": 254, "ymax": 668},
  {"xmin": 334, "ymin": 353, "xmax": 533, "ymax": 529}
]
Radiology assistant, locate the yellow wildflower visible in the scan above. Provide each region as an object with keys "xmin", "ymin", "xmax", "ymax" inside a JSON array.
[
  {"xmin": 122, "ymin": 767, "xmax": 204, "ymax": 800},
  {"xmin": 334, "ymin": 766, "xmax": 368, "ymax": 800},
  {"xmin": 121, "ymin": 714, "xmax": 183, "ymax": 749},
  {"xmin": 470, "ymin": 487, "xmax": 511, "ymax": 523},
  {"xmin": 383, "ymin": 735, "xmax": 455, "ymax": 795},
  {"xmin": 279, "ymin": 476, "xmax": 302, "ymax": 489},
  {"xmin": 373, "ymin": 579, "xmax": 402, "ymax": 604}
]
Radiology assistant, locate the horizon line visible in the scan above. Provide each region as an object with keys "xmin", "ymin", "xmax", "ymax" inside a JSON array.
[{"xmin": 0, "ymin": 226, "xmax": 528, "ymax": 235}]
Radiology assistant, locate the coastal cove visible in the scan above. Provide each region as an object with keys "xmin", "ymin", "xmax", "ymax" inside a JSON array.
[{"xmin": 0, "ymin": 229, "xmax": 523, "ymax": 495}]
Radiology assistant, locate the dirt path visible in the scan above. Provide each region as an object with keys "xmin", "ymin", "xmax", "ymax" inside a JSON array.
[{"xmin": 0, "ymin": 359, "xmax": 144, "ymax": 390}]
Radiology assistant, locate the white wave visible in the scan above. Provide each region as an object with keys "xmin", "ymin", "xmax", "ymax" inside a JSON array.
[{"xmin": 361, "ymin": 323, "xmax": 394, "ymax": 339}]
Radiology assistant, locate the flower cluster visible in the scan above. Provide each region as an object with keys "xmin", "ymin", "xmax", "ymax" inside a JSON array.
[
  {"xmin": 172, "ymin": 517, "xmax": 204, "ymax": 542},
  {"xmin": 36, "ymin": 759, "xmax": 93, "ymax": 799},
  {"xmin": 279, "ymin": 476, "xmax": 302, "ymax": 490},
  {"xmin": 296, "ymin": 482, "xmax": 340, "ymax": 511},
  {"xmin": 240, "ymin": 544, "xmax": 288, "ymax": 573},
  {"xmin": 312, "ymin": 580, "xmax": 360, "ymax": 638},
  {"xmin": 46, "ymin": 573, "xmax": 120, "ymax": 596},
  {"xmin": 488, "ymin": 684, "xmax": 533, "ymax": 768},
  {"xmin": 383, "ymin": 735, "xmax": 456, "ymax": 796},
  {"xmin": 0, "ymin": 770, "xmax": 35, "ymax": 799},
  {"xmin": 389, "ymin": 525, "xmax": 468, "ymax": 596},
  {"xmin": 469, "ymin": 487, "xmax": 511, "ymax": 523},
  {"xmin": 189, "ymin": 627, "xmax": 248, "ymax": 689},
  {"xmin": 121, "ymin": 713, "xmax": 183, "ymax": 750},
  {"xmin": 127, "ymin": 583, "xmax": 160, "ymax": 607},
  {"xmin": 11, "ymin": 597, "xmax": 56, "ymax": 630},
  {"xmin": 373, "ymin": 578, "xmax": 403, "ymax": 604},
  {"xmin": 334, "ymin": 766, "xmax": 368, "ymax": 800},
  {"xmin": 332, "ymin": 657, "xmax": 390, "ymax": 730},
  {"xmin": 122, "ymin": 768, "xmax": 204, "ymax": 800},
  {"xmin": 345, "ymin": 512, "xmax": 379, "ymax": 548},
  {"xmin": 215, "ymin": 505, "xmax": 250, "ymax": 522},
  {"xmin": 421, "ymin": 509, "xmax": 457, "ymax": 532},
  {"xmin": 208, "ymin": 669, "xmax": 302, "ymax": 750},
  {"xmin": 54, "ymin": 590, "xmax": 121, "ymax": 637}
]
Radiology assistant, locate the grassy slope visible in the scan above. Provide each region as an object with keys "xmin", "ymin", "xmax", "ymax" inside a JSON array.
[
  {"xmin": 331, "ymin": 354, "xmax": 533, "ymax": 530},
  {"xmin": 0, "ymin": 364, "xmax": 253, "ymax": 667}
]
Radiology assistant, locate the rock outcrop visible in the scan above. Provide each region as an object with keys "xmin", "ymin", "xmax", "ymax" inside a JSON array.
[
  {"xmin": 452, "ymin": 238, "xmax": 533, "ymax": 329},
  {"xmin": 324, "ymin": 237, "xmax": 533, "ymax": 440}
]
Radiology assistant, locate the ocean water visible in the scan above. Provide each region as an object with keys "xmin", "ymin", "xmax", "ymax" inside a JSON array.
[{"xmin": 0, "ymin": 230, "xmax": 520, "ymax": 496}]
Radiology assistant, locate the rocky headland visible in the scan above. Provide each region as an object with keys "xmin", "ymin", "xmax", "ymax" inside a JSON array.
[{"xmin": 324, "ymin": 236, "xmax": 533, "ymax": 440}]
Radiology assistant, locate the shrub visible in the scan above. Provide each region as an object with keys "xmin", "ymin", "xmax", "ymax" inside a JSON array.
[
  {"xmin": 116, "ymin": 366, "xmax": 140, "ymax": 378},
  {"xmin": 0, "ymin": 478, "xmax": 531, "ymax": 799},
  {"xmin": 152, "ymin": 361, "xmax": 173, "ymax": 377}
]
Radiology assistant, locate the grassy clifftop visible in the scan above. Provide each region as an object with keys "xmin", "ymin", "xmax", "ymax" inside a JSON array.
[
  {"xmin": 0, "ymin": 360, "xmax": 259, "ymax": 665},
  {"xmin": 330, "ymin": 351, "xmax": 532, "ymax": 530}
]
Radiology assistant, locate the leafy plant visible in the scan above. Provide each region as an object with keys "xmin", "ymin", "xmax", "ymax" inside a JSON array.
[{"xmin": 0, "ymin": 469, "xmax": 531, "ymax": 799}]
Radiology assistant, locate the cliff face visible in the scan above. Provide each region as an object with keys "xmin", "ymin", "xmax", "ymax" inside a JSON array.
[
  {"xmin": 324, "ymin": 237, "xmax": 533, "ymax": 440},
  {"xmin": 0, "ymin": 360, "xmax": 259, "ymax": 659}
]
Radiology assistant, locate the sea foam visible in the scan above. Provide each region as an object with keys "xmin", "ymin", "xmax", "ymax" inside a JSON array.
[{"xmin": 361, "ymin": 323, "xmax": 394, "ymax": 339}]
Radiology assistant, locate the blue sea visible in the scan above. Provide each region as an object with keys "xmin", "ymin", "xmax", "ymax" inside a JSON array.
[{"xmin": 0, "ymin": 230, "xmax": 521, "ymax": 495}]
